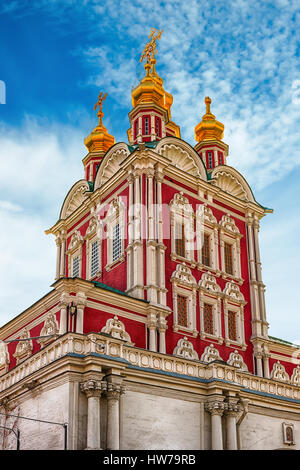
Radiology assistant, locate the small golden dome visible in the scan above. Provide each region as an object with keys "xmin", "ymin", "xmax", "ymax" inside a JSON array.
[
  {"xmin": 195, "ymin": 97, "xmax": 224, "ymax": 142},
  {"xmin": 84, "ymin": 92, "xmax": 115, "ymax": 153}
]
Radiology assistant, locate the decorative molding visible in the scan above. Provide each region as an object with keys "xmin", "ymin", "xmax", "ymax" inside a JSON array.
[
  {"xmin": 0, "ymin": 341, "xmax": 9, "ymax": 375},
  {"xmin": 198, "ymin": 272, "xmax": 221, "ymax": 295},
  {"xmin": 270, "ymin": 361, "xmax": 289, "ymax": 382},
  {"xmin": 227, "ymin": 350, "xmax": 248, "ymax": 371},
  {"xmin": 223, "ymin": 281, "xmax": 245, "ymax": 303},
  {"xmin": 201, "ymin": 344, "xmax": 223, "ymax": 363},
  {"xmin": 173, "ymin": 336, "xmax": 199, "ymax": 360},
  {"xmin": 67, "ymin": 230, "xmax": 84, "ymax": 254},
  {"xmin": 38, "ymin": 312, "xmax": 59, "ymax": 347},
  {"xmin": 13, "ymin": 328, "xmax": 33, "ymax": 365},
  {"xmin": 170, "ymin": 263, "xmax": 197, "ymax": 287},
  {"xmin": 291, "ymin": 365, "xmax": 300, "ymax": 385},
  {"xmin": 219, "ymin": 214, "xmax": 240, "ymax": 234},
  {"xmin": 101, "ymin": 316, "xmax": 132, "ymax": 343},
  {"xmin": 61, "ymin": 180, "xmax": 90, "ymax": 219}
]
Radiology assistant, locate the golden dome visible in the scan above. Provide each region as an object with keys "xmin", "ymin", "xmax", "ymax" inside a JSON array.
[
  {"xmin": 195, "ymin": 97, "xmax": 224, "ymax": 142},
  {"xmin": 131, "ymin": 59, "xmax": 173, "ymax": 120},
  {"xmin": 84, "ymin": 92, "xmax": 115, "ymax": 153}
]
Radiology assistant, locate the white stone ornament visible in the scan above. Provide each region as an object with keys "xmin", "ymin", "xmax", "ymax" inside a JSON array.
[
  {"xmin": 270, "ymin": 361, "xmax": 289, "ymax": 382},
  {"xmin": 171, "ymin": 263, "xmax": 197, "ymax": 287},
  {"xmin": 0, "ymin": 341, "xmax": 9, "ymax": 372},
  {"xmin": 13, "ymin": 327, "xmax": 33, "ymax": 364},
  {"xmin": 220, "ymin": 214, "xmax": 240, "ymax": 233},
  {"xmin": 291, "ymin": 365, "xmax": 300, "ymax": 385},
  {"xmin": 101, "ymin": 316, "xmax": 132, "ymax": 343},
  {"xmin": 198, "ymin": 272, "xmax": 221, "ymax": 294},
  {"xmin": 227, "ymin": 350, "xmax": 248, "ymax": 371},
  {"xmin": 173, "ymin": 336, "xmax": 199, "ymax": 360},
  {"xmin": 223, "ymin": 281, "xmax": 245, "ymax": 302},
  {"xmin": 38, "ymin": 312, "xmax": 59, "ymax": 347},
  {"xmin": 201, "ymin": 344, "xmax": 223, "ymax": 363}
]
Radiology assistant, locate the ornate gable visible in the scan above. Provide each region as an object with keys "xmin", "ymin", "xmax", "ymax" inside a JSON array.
[
  {"xmin": 94, "ymin": 143, "xmax": 130, "ymax": 189},
  {"xmin": 201, "ymin": 343, "xmax": 223, "ymax": 363},
  {"xmin": 170, "ymin": 263, "xmax": 197, "ymax": 287},
  {"xmin": 101, "ymin": 316, "xmax": 132, "ymax": 343},
  {"xmin": 270, "ymin": 361, "xmax": 289, "ymax": 382},
  {"xmin": 60, "ymin": 180, "xmax": 91, "ymax": 219},
  {"xmin": 173, "ymin": 336, "xmax": 199, "ymax": 360},
  {"xmin": 198, "ymin": 272, "xmax": 221, "ymax": 294},
  {"xmin": 227, "ymin": 350, "xmax": 248, "ymax": 371}
]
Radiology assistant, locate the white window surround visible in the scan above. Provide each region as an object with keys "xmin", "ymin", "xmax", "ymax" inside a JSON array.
[
  {"xmin": 196, "ymin": 204, "xmax": 219, "ymax": 274},
  {"xmin": 223, "ymin": 281, "xmax": 247, "ymax": 350},
  {"xmin": 198, "ymin": 272, "xmax": 223, "ymax": 344},
  {"xmin": 106, "ymin": 197, "xmax": 126, "ymax": 271},
  {"xmin": 219, "ymin": 214, "xmax": 242, "ymax": 282},
  {"xmin": 170, "ymin": 192, "xmax": 196, "ymax": 267},
  {"xmin": 171, "ymin": 264, "xmax": 198, "ymax": 337},
  {"xmin": 85, "ymin": 216, "xmax": 102, "ymax": 280},
  {"xmin": 67, "ymin": 230, "xmax": 83, "ymax": 278}
]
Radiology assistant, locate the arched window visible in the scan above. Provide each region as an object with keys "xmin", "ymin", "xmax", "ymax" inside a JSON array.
[
  {"xmin": 170, "ymin": 192, "xmax": 195, "ymax": 265},
  {"xmin": 105, "ymin": 197, "xmax": 126, "ymax": 271},
  {"xmin": 67, "ymin": 230, "xmax": 83, "ymax": 278},
  {"xmin": 85, "ymin": 215, "xmax": 102, "ymax": 280},
  {"xmin": 196, "ymin": 204, "xmax": 219, "ymax": 272},
  {"xmin": 219, "ymin": 214, "xmax": 242, "ymax": 280},
  {"xmin": 198, "ymin": 272, "xmax": 222, "ymax": 342},
  {"xmin": 171, "ymin": 264, "xmax": 198, "ymax": 336}
]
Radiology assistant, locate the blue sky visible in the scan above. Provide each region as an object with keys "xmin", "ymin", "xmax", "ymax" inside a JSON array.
[{"xmin": 0, "ymin": 0, "xmax": 299, "ymax": 343}]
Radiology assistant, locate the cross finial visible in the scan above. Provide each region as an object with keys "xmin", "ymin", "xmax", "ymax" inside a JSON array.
[
  {"xmin": 140, "ymin": 28, "xmax": 163, "ymax": 65},
  {"xmin": 205, "ymin": 96, "xmax": 212, "ymax": 115},
  {"xmin": 94, "ymin": 91, "xmax": 107, "ymax": 126}
]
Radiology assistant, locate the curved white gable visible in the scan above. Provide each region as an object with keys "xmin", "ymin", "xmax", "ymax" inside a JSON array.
[
  {"xmin": 60, "ymin": 180, "xmax": 91, "ymax": 219},
  {"xmin": 210, "ymin": 165, "xmax": 255, "ymax": 202},
  {"xmin": 94, "ymin": 142, "xmax": 130, "ymax": 189},
  {"xmin": 156, "ymin": 137, "xmax": 207, "ymax": 180}
]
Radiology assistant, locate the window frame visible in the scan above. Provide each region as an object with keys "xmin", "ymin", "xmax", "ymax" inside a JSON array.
[
  {"xmin": 223, "ymin": 281, "xmax": 247, "ymax": 349},
  {"xmin": 106, "ymin": 197, "xmax": 126, "ymax": 271},
  {"xmin": 171, "ymin": 264, "xmax": 198, "ymax": 337},
  {"xmin": 67, "ymin": 230, "xmax": 83, "ymax": 279},
  {"xmin": 170, "ymin": 192, "xmax": 195, "ymax": 266},
  {"xmin": 219, "ymin": 214, "xmax": 242, "ymax": 281},
  {"xmin": 196, "ymin": 204, "xmax": 219, "ymax": 273},
  {"xmin": 198, "ymin": 272, "xmax": 223, "ymax": 343}
]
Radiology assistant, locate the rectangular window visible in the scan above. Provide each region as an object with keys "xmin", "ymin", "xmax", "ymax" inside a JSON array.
[
  {"xmin": 202, "ymin": 233, "xmax": 210, "ymax": 266},
  {"xmin": 218, "ymin": 152, "xmax": 223, "ymax": 165},
  {"xmin": 175, "ymin": 221, "xmax": 185, "ymax": 258},
  {"xmin": 156, "ymin": 117, "xmax": 160, "ymax": 136},
  {"xmin": 203, "ymin": 303, "xmax": 213, "ymax": 335},
  {"xmin": 228, "ymin": 310, "xmax": 237, "ymax": 341},
  {"xmin": 224, "ymin": 242, "xmax": 233, "ymax": 275},
  {"xmin": 208, "ymin": 152, "xmax": 213, "ymax": 169},
  {"xmin": 112, "ymin": 223, "xmax": 122, "ymax": 262},
  {"xmin": 72, "ymin": 255, "xmax": 80, "ymax": 278},
  {"xmin": 134, "ymin": 119, "xmax": 138, "ymax": 139},
  {"xmin": 91, "ymin": 240, "xmax": 99, "ymax": 277},
  {"xmin": 144, "ymin": 117, "xmax": 149, "ymax": 135},
  {"xmin": 177, "ymin": 295, "xmax": 188, "ymax": 327}
]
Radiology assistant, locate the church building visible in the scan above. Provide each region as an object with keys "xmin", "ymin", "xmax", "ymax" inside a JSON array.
[{"xmin": 0, "ymin": 30, "xmax": 299, "ymax": 450}]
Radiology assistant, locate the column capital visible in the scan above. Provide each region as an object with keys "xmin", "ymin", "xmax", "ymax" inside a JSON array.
[
  {"xmin": 80, "ymin": 380, "xmax": 106, "ymax": 398},
  {"xmin": 205, "ymin": 400, "xmax": 226, "ymax": 416},
  {"xmin": 224, "ymin": 401, "xmax": 241, "ymax": 417},
  {"xmin": 105, "ymin": 382, "xmax": 125, "ymax": 400}
]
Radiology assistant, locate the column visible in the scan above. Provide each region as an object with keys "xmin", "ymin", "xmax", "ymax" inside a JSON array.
[
  {"xmin": 106, "ymin": 383, "xmax": 124, "ymax": 450},
  {"xmin": 263, "ymin": 352, "xmax": 270, "ymax": 379},
  {"xmin": 55, "ymin": 236, "xmax": 61, "ymax": 280},
  {"xmin": 256, "ymin": 355, "xmax": 263, "ymax": 377},
  {"xmin": 158, "ymin": 315, "xmax": 167, "ymax": 354},
  {"xmin": 59, "ymin": 295, "xmax": 68, "ymax": 335},
  {"xmin": 205, "ymin": 401, "xmax": 225, "ymax": 450},
  {"xmin": 80, "ymin": 380, "xmax": 104, "ymax": 450},
  {"xmin": 59, "ymin": 231, "xmax": 66, "ymax": 277},
  {"xmin": 225, "ymin": 402, "xmax": 240, "ymax": 450}
]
